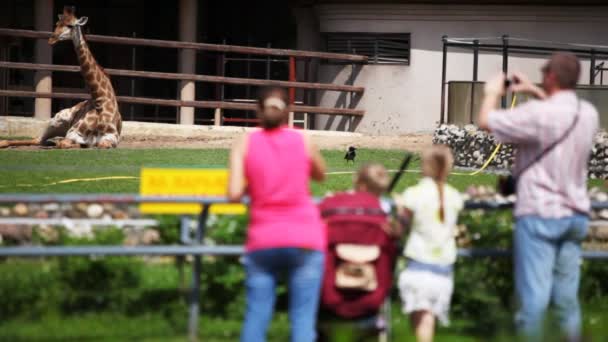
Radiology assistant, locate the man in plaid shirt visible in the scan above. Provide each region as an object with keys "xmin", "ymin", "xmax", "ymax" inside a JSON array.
[{"xmin": 479, "ymin": 53, "xmax": 599, "ymax": 341}]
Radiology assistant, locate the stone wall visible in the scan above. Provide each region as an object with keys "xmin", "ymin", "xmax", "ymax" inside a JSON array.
[{"xmin": 434, "ymin": 124, "xmax": 608, "ymax": 179}]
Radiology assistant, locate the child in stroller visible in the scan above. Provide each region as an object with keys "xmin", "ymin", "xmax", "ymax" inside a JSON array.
[{"xmin": 318, "ymin": 163, "xmax": 399, "ymax": 341}]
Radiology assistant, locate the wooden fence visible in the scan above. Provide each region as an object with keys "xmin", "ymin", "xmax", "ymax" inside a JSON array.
[{"xmin": 0, "ymin": 28, "xmax": 367, "ymax": 127}]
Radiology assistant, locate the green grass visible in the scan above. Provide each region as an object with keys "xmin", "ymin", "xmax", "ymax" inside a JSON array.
[
  {"xmin": 1, "ymin": 148, "xmax": 606, "ymax": 341},
  {"xmin": 0, "ymin": 148, "xmax": 506, "ymax": 194}
]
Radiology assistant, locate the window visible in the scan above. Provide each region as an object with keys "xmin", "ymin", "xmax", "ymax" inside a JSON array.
[{"xmin": 324, "ymin": 33, "xmax": 411, "ymax": 65}]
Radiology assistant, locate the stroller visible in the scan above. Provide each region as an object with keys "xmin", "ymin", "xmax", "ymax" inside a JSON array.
[{"xmin": 318, "ymin": 191, "xmax": 399, "ymax": 341}]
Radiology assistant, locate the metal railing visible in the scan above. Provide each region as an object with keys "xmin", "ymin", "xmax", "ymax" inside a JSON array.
[
  {"xmin": 2, "ymin": 193, "xmax": 608, "ymax": 340},
  {"xmin": 0, "ymin": 28, "xmax": 366, "ymax": 125}
]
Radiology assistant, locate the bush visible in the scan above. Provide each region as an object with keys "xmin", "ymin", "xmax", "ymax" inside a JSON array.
[
  {"xmin": 452, "ymin": 210, "xmax": 515, "ymax": 336},
  {"xmin": 58, "ymin": 256, "xmax": 142, "ymax": 313},
  {"xmin": 200, "ymin": 214, "xmax": 248, "ymax": 318},
  {"xmin": 56, "ymin": 227, "xmax": 142, "ymax": 313},
  {"xmin": 0, "ymin": 261, "xmax": 59, "ymax": 320}
]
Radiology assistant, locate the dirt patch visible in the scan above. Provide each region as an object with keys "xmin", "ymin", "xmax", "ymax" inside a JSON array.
[
  {"xmin": 2, "ymin": 132, "xmax": 433, "ymax": 152},
  {"xmin": 119, "ymin": 132, "xmax": 433, "ymax": 152}
]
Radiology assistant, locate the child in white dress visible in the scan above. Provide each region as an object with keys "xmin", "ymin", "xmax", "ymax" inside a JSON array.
[{"xmin": 394, "ymin": 145, "xmax": 464, "ymax": 342}]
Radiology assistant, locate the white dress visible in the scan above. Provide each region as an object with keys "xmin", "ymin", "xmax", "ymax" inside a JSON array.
[{"xmin": 394, "ymin": 177, "xmax": 464, "ymax": 326}]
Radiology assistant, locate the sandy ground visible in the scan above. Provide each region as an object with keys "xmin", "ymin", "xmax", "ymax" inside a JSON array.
[
  {"xmin": 119, "ymin": 133, "xmax": 433, "ymax": 152},
  {"xmin": 2, "ymin": 117, "xmax": 433, "ymax": 152}
]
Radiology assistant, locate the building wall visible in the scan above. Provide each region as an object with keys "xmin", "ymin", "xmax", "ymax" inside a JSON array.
[{"xmin": 310, "ymin": 4, "xmax": 608, "ymax": 134}]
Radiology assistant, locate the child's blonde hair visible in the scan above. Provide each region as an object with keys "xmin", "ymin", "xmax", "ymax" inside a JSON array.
[
  {"xmin": 354, "ymin": 163, "xmax": 390, "ymax": 196},
  {"xmin": 421, "ymin": 145, "xmax": 454, "ymax": 183},
  {"xmin": 421, "ymin": 145, "xmax": 454, "ymax": 223}
]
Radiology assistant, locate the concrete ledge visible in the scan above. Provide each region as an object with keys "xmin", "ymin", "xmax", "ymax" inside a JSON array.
[{"xmin": 1, "ymin": 117, "xmax": 363, "ymax": 139}]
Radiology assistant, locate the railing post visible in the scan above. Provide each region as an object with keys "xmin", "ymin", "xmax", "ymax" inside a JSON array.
[
  {"xmin": 130, "ymin": 32, "xmax": 137, "ymax": 121},
  {"xmin": 590, "ymin": 50, "xmax": 596, "ymax": 85},
  {"xmin": 470, "ymin": 39, "xmax": 479, "ymax": 124},
  {"xmin": 34, "ymin": 0, "xmax": 53, "ymax": 120},
  {"xmin": 501, "ymin": 35, "xmax": 509, "ymax": 109},
  {"xmin": 288, "ymin": 56, "xmax": 296, "ymax": 127},
  {"xmin": 188, "ymin": 204, "xmax": 210, "ymax": 341},
  {"xmin": 178, "ymin": 0, "xmax": 197, "ymax": 126},
  {"xmin": 440, "ymin": 35, "xmax": 448, "ymax": 124}
]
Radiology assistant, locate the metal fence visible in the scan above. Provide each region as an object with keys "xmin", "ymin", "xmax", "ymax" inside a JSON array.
[
  {"xmin": 0, "ymin": 28, "xmax": 366, "ymax": 126},
  {"xmin": 2, "ymin": 193, "xmax": 608, "ymax": 340}
]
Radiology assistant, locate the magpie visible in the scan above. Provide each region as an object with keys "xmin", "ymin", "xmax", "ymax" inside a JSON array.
[{"xmin": 344, "ymin": 146, "xmax": 357, "ymax": 163}]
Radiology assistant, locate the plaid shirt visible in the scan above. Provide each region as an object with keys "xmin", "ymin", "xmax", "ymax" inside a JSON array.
[{"xmin": 488, "ymin": 91, "xmax": 599, "ymax": 218}]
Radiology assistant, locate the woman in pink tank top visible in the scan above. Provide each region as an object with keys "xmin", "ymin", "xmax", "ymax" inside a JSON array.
[{"xmin": 228, "ymin": 87, "xmax": 327, "ymax": 342}]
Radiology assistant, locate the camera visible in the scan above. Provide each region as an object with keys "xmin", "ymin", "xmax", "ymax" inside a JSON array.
[{"xmin": 504, "ymin": 78, "xmax": 520, "ymax": 89}]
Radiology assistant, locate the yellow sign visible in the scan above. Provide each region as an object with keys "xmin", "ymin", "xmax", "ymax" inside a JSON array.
[{"xmin": 139, "ymin": 168, "xmax": 246, "ymax": 215}]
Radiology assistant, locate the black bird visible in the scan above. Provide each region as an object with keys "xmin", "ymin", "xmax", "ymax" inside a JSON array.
[{"xmin": 344, "ymin": 146, "xmax": 357, "ymax": 163}]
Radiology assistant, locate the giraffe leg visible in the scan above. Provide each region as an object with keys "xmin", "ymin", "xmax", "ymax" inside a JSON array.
[
  {"xmin": 0, "ymin": 138, "xmax": 42, "ymax": 149},
  {"xmin": 97, "ymin": 140, "xmax": 113, "ymax": 149},
  {"xmin": 57, "ymin": 138, "xmax": 80, "ymax": 149}
]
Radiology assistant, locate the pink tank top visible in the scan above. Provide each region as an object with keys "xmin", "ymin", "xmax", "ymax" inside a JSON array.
[{"xmin": 244, "ymin": 127, "xmax": 326, "ymax": 252}]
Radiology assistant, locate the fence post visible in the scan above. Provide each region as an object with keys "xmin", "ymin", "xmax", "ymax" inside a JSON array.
[
  {"xmin": 470, "ymin": 40, "xmax": 479, "ymax": 124},
  {"xmin": 288, "ymin": 56, "xmax": 296, "ymax": 127},
  {"xmin": 501, "ymin": 35, "xmax": 509, "ymax": 109},
  {"xmin": 440, "ymin": 36, "xmax": 448, "ymax": 124},
  {"xmin": 590, "ymin": 50, "xmax": 596, "ymax": 85},
  {"xmin": 33, "ymin": 0, "xmax": 53, "ymax": 120},
  {"xmin": 188, "ymin": 204, "xmax": 210, "ymax": 341}
]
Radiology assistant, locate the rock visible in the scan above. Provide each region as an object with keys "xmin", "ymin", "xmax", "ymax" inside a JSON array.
[
  {"xmin": 596, "ymin": 192, "xmax": 608, "ymax": 203},
  {"xmin": 0, "ymin": 225, "xmax": 32, "ymax": 244},
  {"xmin": 86, "ymin": 204, "xmax": 104, "ymax": 218},
  {"xmin": 34, "ymin": 211, "xmax": 49, "ymax": 219},
  {"xmin": 42, "ymin": 203, "xmax": 60, "ymax": 212},
  {"xmin": 598, "ymin": 210, "xmax": 608, "ymax": 220},
  {"xmin": 36, "ymin": 225, "xmax": 59, "ymax": 243},
  {"xmin": 13, "ymin": 203, "xmax": 28, "ymax": 216},
  {"xmin": 102, "ymin": 204, "xmax": 116, "ymax": 212},
  {"xmin": 112, "ymin": 210, "xmax": 129, "ymax": 220}
]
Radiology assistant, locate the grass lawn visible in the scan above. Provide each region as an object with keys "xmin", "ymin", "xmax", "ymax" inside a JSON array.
[
  {"xmin": 1, "ymin": 148, "xmax": 607, "ymax": 341},
  {"xmin": 0, "ymin": 148, "xmax": 509, "ymax": 194}
]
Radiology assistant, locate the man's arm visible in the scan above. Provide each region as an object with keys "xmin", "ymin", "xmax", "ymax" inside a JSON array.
[
  {"xmin": 478, "ymin": 73, "xmax": 506, "ymax": 131},
  {"xmin": 510, "ymin": 72, "xmax": 548, "ymax": 101},
  {"xmin": 478, "ymin": 72, "xmax": 546, "ymax": 144}
]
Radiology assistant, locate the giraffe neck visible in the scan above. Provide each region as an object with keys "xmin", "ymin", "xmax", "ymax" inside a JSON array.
[{"xmin": 72, "ymin": 26, "xmax": 115, "ymax": 102}]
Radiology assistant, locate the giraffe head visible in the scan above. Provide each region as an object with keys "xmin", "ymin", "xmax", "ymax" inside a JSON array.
[{"xmin": 49, "ymin": 6, "xmax": 88, "ymax": 45}]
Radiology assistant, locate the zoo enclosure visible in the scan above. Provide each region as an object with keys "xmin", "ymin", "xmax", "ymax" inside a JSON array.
[
  {"xmin": 0, "ymin": 28, "xmax": 367, "ymax": 128},
  {"xmin": 440, "ymin": 35, "xmax": 608, "ymax": 126},
  {"xmin": 3, "ymin": 194, "xmax": 608, "ymax": 340}
]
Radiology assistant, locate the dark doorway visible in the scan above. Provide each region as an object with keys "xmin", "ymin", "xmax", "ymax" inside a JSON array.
[{"xmin": 197, "ymin": 0, "xmax": 297, "ymax": 125}]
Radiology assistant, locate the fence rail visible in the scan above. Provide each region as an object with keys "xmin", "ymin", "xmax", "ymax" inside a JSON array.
[
  {"xmin": 0, "ymin": 28, "xmax": 366, "ymax": 126},
  {"xmin": 0, "ymin": 28, "xmax": 368, "ymax": 62},
  {"xmin": 0, "ymin": 61, "xmax": 364, "ymax": 93},
  {"xmin": 2, "ymin": 193, "xmax": 607, "ymax": 339},
  {"xmin": 0, "ymin": 90, "xmax": 365, "ymax": 116}
]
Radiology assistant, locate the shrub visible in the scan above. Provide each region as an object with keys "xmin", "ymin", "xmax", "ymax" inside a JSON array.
[
  {"xmin": 56, "ymin": 227, "xmax": 142, "ymax": 313},
  {"xmin": 452, "ymin": 210, "xmax": 515, "ymax": 336},
  {"xmin": 0, "ymin": 261, "xmax": 59, "ymax": 320}
]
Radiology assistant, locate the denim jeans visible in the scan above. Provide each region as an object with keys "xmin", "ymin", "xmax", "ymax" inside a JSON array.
[
  {"xmin": 514, "ymin": 214, "xmax": 588, "ymax": 340},
  {"xmin": 241, "ymin": 248, "xmax": 325, "ymax": 342}
]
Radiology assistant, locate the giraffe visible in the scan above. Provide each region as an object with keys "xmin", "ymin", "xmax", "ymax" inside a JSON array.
[{"xmin": 0, "ymin": 6, "xmax": 122, "ymax": 149}]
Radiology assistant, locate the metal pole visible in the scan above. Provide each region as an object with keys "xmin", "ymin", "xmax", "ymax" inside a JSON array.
[
  {"xmin": 188, "ymin": 205, "xmax": 210, "ymax": 341},
  {"xmin": 590, "ymin": 50, "xmax": 596, "ymax": 85},
  {"xmin": 288, "ymin": 56, "xmax": 296, "ymax": 127},
  {"xmin": 266, "ymin": 43, "xmax": 271, "ymax": 80},
  {"xmin": 501, "ymin": 35, "xmax": 509, "ymax": 108},
  {"xmin": 470, "ymin": 40, "xmax": 479, "ymax": 124},
  {"xmin": 130, "ymin": 32, "xmax": 137, "ymax": 121},
  {"xmin": 440, "ymin": 36, "xmax": 448, "ymax": 124}
]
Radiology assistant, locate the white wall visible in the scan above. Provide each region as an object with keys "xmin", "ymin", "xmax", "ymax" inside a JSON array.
[{"xmin": 310, "ymin": 4, "xmax": 608, "ymax": 134}]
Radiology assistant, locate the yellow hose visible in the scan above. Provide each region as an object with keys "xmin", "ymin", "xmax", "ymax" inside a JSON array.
[
  {"xmin": 0, "ymin": 176, "xmax": 138, "ymax": 188},
  {"xmin": 468, "ymin": 95, "xmax": 517, "ymax": 176}
]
